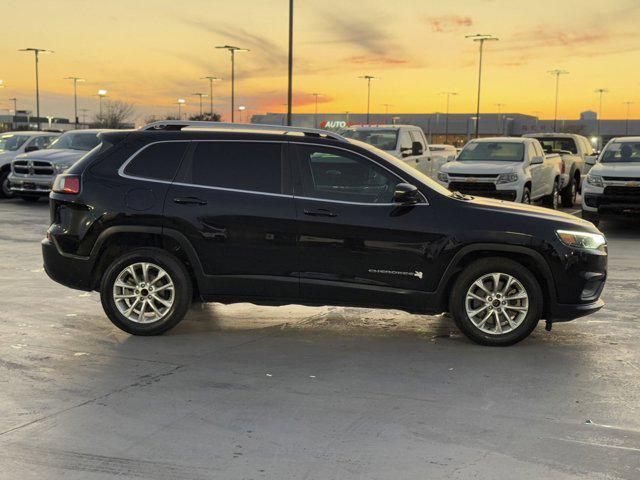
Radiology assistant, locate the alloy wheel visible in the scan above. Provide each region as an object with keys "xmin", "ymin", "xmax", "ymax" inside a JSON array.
[
  {"xmin": 113, "ymin": 262, "xmax": 175, "ymax": 323},
  {"xmin": 465, "ymin": 272, "xmax": 529, "ymax": 335}
]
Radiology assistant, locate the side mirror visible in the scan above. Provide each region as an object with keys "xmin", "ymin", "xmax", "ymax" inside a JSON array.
[
  {"xmin": 393, "ymin": 183, "xmax": 419, "ymax": 204},
  {"xmin": 446, "ymin": 155, "xmax": 456, "ymax": 163},
  {"xmin": 400, "ymin": 147, "xmax": 412, "ymax": 158},
  {"xmin": 530, "ymin": 155, "xmax": 544, "ymax": 165},
  {"xmin": 585, "ymin": 155, "xmax": 597, "ymax": 166},
  {"xmin": 411, "ymin": 141, "xmax": 423, "ymax": 156},
  {"xmin": 24, "ymin": 145, "xmax": 39, "ymax": 153}
]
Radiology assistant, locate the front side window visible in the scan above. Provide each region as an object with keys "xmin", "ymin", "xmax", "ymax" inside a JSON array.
[
  {"xmin": 600, "ymin": 142, "xmax": 640, "ymax": 163},
  {"xmin": 341, "ymin": 129, "xmax": 398, "ymax": 151},
  {"xmin": 458, "ymin": 142, "xmax": 525, "ymax": 162},
  {"xmin": 0, "ymin": 134, "xmax": 30, "ymax": 151},
  {"xmin": 124, "ymin": 142, "xmax": 189, "ymax": 181},
  {"xmin": 48, "ymin": 132, "xmax": 100, "ymax": 151},
  {"xmin": 29, "ymin": 135, "xmax": 57, "ymax": 149},
  {"xmin": 182, "ymin": 142, "xmax": 283, "ymax": 194},
  {"xmin": 295, "ymin": 146, "xmax": 399, "ymax": 203}
]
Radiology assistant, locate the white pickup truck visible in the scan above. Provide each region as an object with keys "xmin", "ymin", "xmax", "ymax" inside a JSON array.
[
  {"xmin": 341, "ymin": 125, "xmax": 451, "ymax": 179},
  {"xmin": 523, "ymin": 133, "xmax": 597, "ymax": 207},
  {"xmin": 436, "ymin": 137, "xmax": 563, "ymax": 208}
]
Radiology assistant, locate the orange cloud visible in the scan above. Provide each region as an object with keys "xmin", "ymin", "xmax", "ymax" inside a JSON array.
[{"xmin": 424, "ymin": 15, "xmax": 473, "ymax": 33}]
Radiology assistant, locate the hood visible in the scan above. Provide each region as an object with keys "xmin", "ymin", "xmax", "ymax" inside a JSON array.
[
  {"xmin": 14, "ymin": 149, "xmax": 86, "ymax": 164},
  {"xmin": 590, "ymin": 162, "xmax": 640, "ymax": 176},
  {"xmin": 467, "ymin": 195, "xmax": 597, "ymax": 231},
  {"xmin": 0, "ymin": 150, "xmax": 18, "ymax": 161},
  {"xmin": 441, "ymin": 160, "xmax": 521, "ymax": 175}
]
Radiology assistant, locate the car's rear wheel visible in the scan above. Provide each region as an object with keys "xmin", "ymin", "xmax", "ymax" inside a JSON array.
[
  {"xmin": 561, "ymin": 178, "xmax": 577, "ymax": 207},
  {"xmin": 100, "ymin": 248, "xmax": 192, "ymax": 335},
  {"xmin": 0, "ymin": 169, "xmax": 13, "ymax": 199},
  {"xmin": 450, "ymin": 257, "xmax": 543, "ymax": 346},
  {"xmin": 521, "ymin": 186, "xmax": 531, "ymax": 204}
]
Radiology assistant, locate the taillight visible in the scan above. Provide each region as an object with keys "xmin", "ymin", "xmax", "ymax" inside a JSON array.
[
  {"xmin": 561, "ymin": 161, "xmax": 566, "ymax": 174},
  {"xmin": 52, "ymin": 175, "xmax": 80, "ymax": 194}
]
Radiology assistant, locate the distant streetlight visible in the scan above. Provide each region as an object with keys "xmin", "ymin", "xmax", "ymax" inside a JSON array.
[
  {"xmin": 495, "ymin": 103, "xmax": 505, "ymax": 134},
  {"xmin": 440, "ymin": 92, "xmax": 458, "ymax": 144},
  {"xmin": 0, "ymin": 80, "xmax": 4, "ymax": 89},
  {"xmin": 64, "ymin": 76, "xmax": 84, "ymax": 128},
  {"xmin": 312, "ymin": 92, "xmax": 323, "ymax": 127},
  {"xmin": 192, "ymin": 92, "xmax": 208, "ymax": 116},
  {"xmin": 286, "ymin": 0, "xmax": 294, "ymax": 126},
  {"xmin": 548, "ymin": 69, "xmax": 569, "ymax": 132},
  {"xmin": 19, "ymin": 48, "xmax": 54, "ymax": 130},
  {"xmin": 238, "ymin": 105, "xmax": 246, "ymax": 123},
  {"xmin": 215, "ymin": 45, "xmax": 249, "ymax": 122},
  {"xmin": 358, "ymin": 75, "xmax": 379, "ymax": 124},
  {"xmin": 201, "ymin": 76, "xmax": 221, "ymax": 117},
  {"xmin": 176, "ymin": 98, "xmax": 186, "ymax": 119},
  {"xmin": 97, "ymin": 89, "xmax": 108, "ymax": 123},
  {"xmin": 595, "ymin": 88, "xmax": 609, "ymax": 141},
  {"xmin": 466, "ymin": 34, "xmax": 498, "ymax": 138},
  {"xmin": 623, "ymin": 101, "xmax": 634, "ymax": 135}
]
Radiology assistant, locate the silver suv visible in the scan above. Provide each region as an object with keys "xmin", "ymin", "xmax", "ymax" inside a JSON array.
[{"xmin": 9, "ymin": 130, "xmax": 106, "ymax": 202}]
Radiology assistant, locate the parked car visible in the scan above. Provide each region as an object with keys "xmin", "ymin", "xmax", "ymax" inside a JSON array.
[
  {"xmin": 437, "ymin": 137, "xmax": 562, "ymax": 208},
  {"xmin": 42, "ymin": 121, "xmax": 607, "ymax": 346},
  {"xmin": 0, "ymin": 131, "xmax": 60, "ymax": 198},
  {"xmin": 341, "ymin": 125, "xmax": 449, "ymax": 179},
  {"xmin": 429, "ymin": 144, "xmax": 457, "ymax": 157},
  {"xmin": 582, "ymin": 137, "xmax": 640, "ymax": 226},
  {"xmin": 8, "ymin": 129, "xmax": 106, "ymax": 202},
  {"xmin": 523, "ymin": 133, "xmax": 597, "ymax": 207}
]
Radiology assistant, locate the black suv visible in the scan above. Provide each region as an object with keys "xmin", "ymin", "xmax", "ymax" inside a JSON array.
[{"xmin": 42, "ymin": 121, "xmax": 608, "ymax": 346}]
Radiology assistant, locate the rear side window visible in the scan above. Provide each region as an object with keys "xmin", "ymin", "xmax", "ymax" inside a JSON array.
[
  {"xmin": 124, "ymin": 142, "xmax": 188, "ymax": 181},
  {"xmin": 181, "ymin": 142, "xmax": 283, "ymax": 194}
]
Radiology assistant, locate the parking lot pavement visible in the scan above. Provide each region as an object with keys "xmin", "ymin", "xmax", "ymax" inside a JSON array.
[{"xmin": 0, "ymin": 197, "xmax": 639, "ymax": 480}]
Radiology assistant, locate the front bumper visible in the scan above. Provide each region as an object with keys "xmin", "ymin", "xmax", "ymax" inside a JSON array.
[
  {"xmin": 445, "ymin": 181, "xmax": 518, "ymax": 202},
  {"xmin": 42, "ymin": 237, "xmax": 95, "ymax": 291},
  {"xmin": 549, "ymin": 298, "xmax": 605, "ymax": 322}
]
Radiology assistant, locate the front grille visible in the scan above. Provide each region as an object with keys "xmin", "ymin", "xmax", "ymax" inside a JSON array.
[
  {"xmin": 448, "ymin": 173, "xmax": 498, "ymax": 178},
  {"xmin": 603, "ymin": 177, "xmax": 640, "ymax": 182},
  {"xmin": 13, "ymin": 160, "xmax": 54, "ymax": 176},
  {"xmin": 450, "ymin": 182, "xmax": 496, "ymax": 192},
  {"xmin": 603, "ymin": 186, "xmax": 640, "ymax": 196}
]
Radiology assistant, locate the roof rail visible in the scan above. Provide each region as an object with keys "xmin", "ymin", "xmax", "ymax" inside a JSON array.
[{"xmin": 140, "ymin": 120, "xmax": 347, "ymax": 142}]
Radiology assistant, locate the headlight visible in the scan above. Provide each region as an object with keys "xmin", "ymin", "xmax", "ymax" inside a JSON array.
[
  {"xmin": 586, "ymin": 174, "xmax": 603, "ymax": 187},
  {"xmin": 437, "ymin": 172, "xmax": 449, "ymax": 182},
  {"xmin": 54, "ymin": 163, "xmax": 72, "ymax": 173},
  {"xmin": 556, "ymin": 230, "xmax": 606, "ymax": 250},
  {"xmin": 497, "ymin": 173, "xmax": 518, "ymax": 184}
]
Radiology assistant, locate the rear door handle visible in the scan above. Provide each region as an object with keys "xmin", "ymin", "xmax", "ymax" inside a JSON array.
[
  {"xmin": 303, "ymin": 208, "xmax": 338, "ymax": 218},
  {"xmin": 173, "ymin": 197, "xmax": 207, "ymax": 206}
]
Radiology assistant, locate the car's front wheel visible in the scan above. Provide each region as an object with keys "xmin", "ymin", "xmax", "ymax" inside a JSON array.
[
  {"xmin": 100, "ymin": 248, "xmax": 192, "ymax": 335},
  {"xmin": 543, "ymin": 179, "xmax": 560, "ymax": 210},
  {"xmin": 0, "ymin": 169, "xmax": 13, "ymax": 199},
  {"xmin": 450, "ymin": 257, "xmax": 543, "ymax": 346}
]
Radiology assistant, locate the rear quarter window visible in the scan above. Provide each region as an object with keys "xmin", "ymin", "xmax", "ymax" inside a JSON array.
[{"xmin": 123, "ymin": 142, "xmax": 189, "ymax": 181}]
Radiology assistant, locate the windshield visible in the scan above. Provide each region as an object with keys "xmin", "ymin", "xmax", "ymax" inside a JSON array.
[
  {"xmin": 48, "ymin": 132, "xmax": 100, "ymax": 151},
  {"xmin": 0, "ymin": 134, "xmax": 30, "ymax": 151},
  {"xmin": 600, "ymin": 142, "xmax": 640, "ymax": 163},
  {"xmin": 342, "ymin": 129, "xmax": 398, "ymax": 151},
  {"xmin": 458, "ymin": 142, "xmax": 525, "ymax": 162},
  {"xmin": 347, "ymin": 139, "xmax": 453, "ymax": 197},
  {"xmin": 535, "ymin": 137, "xmax": 577, "ymax": 154}
]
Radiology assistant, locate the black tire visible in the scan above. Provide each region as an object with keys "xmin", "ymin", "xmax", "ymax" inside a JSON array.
[
  {"xmin": 560, "ymin": 178, "xmax": 577, "ymax": 207},
  {"xmin": 0, "ymin": 169, "xmax": 13, "ymax": 199},
  {"xmin": 449, "ymin": 257, "xmax": 543, "ymax": 346},
  {"xmin": 19, "ymin": 195, "xmax": 41, "ymax": 203},
  {"xmin": 521, "ymin": 186, "xmax": 531, "ymax": 204},
  {"xmin": 581, "ymin": 209, "xmax": 600, "ymax": 227},
  {"xmin": 100, "ymin": 247, "xmax": 192, "ymax": 335},
  {"xmin": 543, "ymin": 179, "xmax": 560, "ymax": 209}
]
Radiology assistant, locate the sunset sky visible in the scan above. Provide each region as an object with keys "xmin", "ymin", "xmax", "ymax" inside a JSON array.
[{"xmin": 3, "ymin": 0, "xmax": 640, "ymax": 124}]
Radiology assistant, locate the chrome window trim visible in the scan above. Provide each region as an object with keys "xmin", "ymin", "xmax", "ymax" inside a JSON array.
[{"xmin": 117, "ymin": 139, "xmax": 429, "ymax": 206}]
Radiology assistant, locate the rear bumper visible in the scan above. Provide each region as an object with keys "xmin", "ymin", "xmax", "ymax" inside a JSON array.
[{"xmin": 42, "ymin": 237, "xmax": 95, "ymax": 291}]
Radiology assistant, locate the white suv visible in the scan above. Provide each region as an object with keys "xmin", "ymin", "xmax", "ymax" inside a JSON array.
[
  {"xmin": 582, "ymin": 137, "xmax": 640, "ymax": 226},
  {"xmin": 437, "ymin": 137, "xmax": 562, "ymax": 207}
]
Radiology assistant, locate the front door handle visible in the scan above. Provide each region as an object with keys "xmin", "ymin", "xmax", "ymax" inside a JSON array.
[
  {"xmin": 303, "ymin": 208, "xmax": 338, "ymax": 218},
  {"xmin": 173, "ymin": 197, "xmax": 207, "ymax": 206}
]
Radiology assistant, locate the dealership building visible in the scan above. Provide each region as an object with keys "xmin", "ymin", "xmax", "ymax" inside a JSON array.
[{"xmin": 252, "ymin": 111, "xmax": 640, "ymax": 147}]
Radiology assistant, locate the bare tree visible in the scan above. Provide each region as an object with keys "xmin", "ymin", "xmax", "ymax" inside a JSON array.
[
  {"xmin": 188, "ymin": 112, "xmax": 221, "ymax": 122},
  {"xmin": 95, "ymin": 100, "xmax": 135, "ymax": 128}
]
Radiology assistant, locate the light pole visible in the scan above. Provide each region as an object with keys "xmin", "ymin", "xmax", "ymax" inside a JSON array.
[
  {"xmin": 192, "ymin": 93, "xmax": 208, "ymax": 116},
  {"xmin": 216, "ymin": 45, "xmax": 249, "ymax": 122},
  {"xmin": 312, "ymin": 93, "xmax": 323, "ymax": 128},
  {"xmin": 176, "ymin": 98, "xmax": 186, "ymax": 119},
  {"xmin": 19, "ymin": 48, "xmax": 54, "ymax": 130},
  {"xmin": 97, "ymin": 89, "xmax": 108, "ymax": 124},
  {"xmin": 548, "ymin": 69, "xmax": 569, "ymax": 132},
  {"xmin": 201, "ymin": 76, "xmax": 221, "ymax": 118},
  {"xmin": 8, "ymin": 97, "xmax": 17, "ymax": 114},
  {"xmin": 79, "ymin": 108, "xmax": 90, "ymax": 125},
  {"xmin": 358, "ymin": 75, "xmax": 379, "ymax": 124},
  {"xmin": 382, "ymin": 103, "xmax": 394, "ymax": 124},
  {"xmin": 532, "ymin": 110, "xmax": 543, "ymax": 130},
  {"xmin": 286, "ymin": 0, "xmax": 294, "ymax": 126},
  {"xmin": 64, "ymin": 76, "xmax": 84, "ymax": 128},
  {"xmin": 595, "ymin": 88, "xmax": 609, "ymax": 144},
  {"xmin": 238, "ymin": 105, "xmax": 246, "ymax": 123},
  {"xmin": 495, "ymin": 103, "xmax": 505, "ymax": 134},
  {"xmin": 466, "ymin": 34, "xmax": 498, "ymax": 138},
  {"xmin": 440, "ymin": 92, "xmax": 458, "ymax": 144},
  {"xmin": 624, "ymin": 101, "xmax": 634, "ymax": 135}
]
